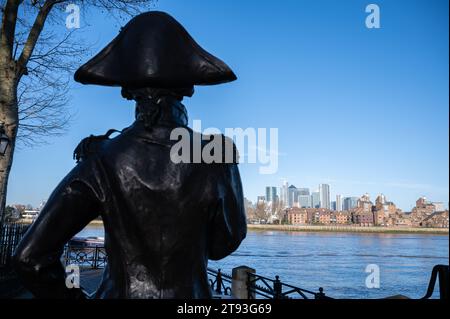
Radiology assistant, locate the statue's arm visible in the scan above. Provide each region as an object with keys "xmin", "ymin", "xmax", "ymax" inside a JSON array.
[
  {"xmin": 13, "ymin": 163, "xmax": 101, "ymax": 298},
  {"xmin": 208, "ymin": 163, "xmax": 247, "ymax": 260}
]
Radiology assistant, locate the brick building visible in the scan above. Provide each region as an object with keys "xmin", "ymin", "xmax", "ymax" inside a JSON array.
[
  {"xmin": 373, "ymin": 194, "xmax": 403, "ymax": 226},
  {"xmin": 409, "ymin": 197, "xmax": 438, "ymax": 226},
  {"xmin": 352, "ymin": 211, "xmax": 375, "ymax": 226},
  {"xmin": 286, "ymin": 207, "xmax": 308, "ymax": 225},
  {"xmin": 332, "ymin": 211, "xmax": 352, "ymax": 224},
  {"xmin": 421, "ymin": 211, "xmax": 449, "ymax": 228}
]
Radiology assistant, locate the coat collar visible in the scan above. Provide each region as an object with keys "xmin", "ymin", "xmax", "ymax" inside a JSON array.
[{"xmin": 135, "ymin": 95, "xmax": 188, "ymax": 128}]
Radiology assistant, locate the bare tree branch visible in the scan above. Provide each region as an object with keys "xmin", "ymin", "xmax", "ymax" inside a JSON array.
[
  {"xmin": 2, "ymin": 0, "xmax": 156, "ymax": 148},
  {"xmin": 16, "ymin": 0, "xmax": 62, "ymax": 76}
]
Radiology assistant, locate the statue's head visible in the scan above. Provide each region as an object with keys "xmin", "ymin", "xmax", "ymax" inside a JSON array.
[{"xmin": 74, "ymin": 11, "xmax": 237, "ymax": 96}]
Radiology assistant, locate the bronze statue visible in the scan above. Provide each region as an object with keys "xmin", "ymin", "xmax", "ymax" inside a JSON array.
[{"xmin": 13, "ymin": 11, "xmax": 247, "ymax": 299}]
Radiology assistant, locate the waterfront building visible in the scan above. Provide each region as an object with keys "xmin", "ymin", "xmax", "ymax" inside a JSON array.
[
  {"xmin": 319, "ymin": 184, "xmax": 330, "ymax": 209},
  {"xmin": 301, "ymin": 208, "xmax": 332, "ymax": 224},
  {"xmin": 373, "ymin": 194, "xmax": 401, "ymax": 226},
  {"xmin": 410, "ymin": 196, "xmax": 438, "ymax": 226},
  {"xmin": 421, "ymin": 211, "xmax": 449, "ymax": 228},
  {"xmin": 287, "ymin": 207, "xmax": 308, "ymax": 225},
  {"xmin": 318, "ymin": 211, "xmax": 331, "ymax": 224},
  {"xmin": 357, "ymin": 193, "xmax": 373, "ymax": 213},
  {"xmin": 333, "ymin": 211, "xmax": 351, "ymax": 224},
  {"xmin": 352, "ymin": 211, "xmax": 375, "ymax": 226},
  {"xmin": 350, "ymin": 194, "xmax": 376, "ymax": 226}
]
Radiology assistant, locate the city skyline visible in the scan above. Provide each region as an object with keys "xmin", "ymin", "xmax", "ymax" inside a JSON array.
[
  {"xmin": 253, "ymin": 181, "xmax": 447, "ymax": 212},
  {"xmin": 10, "ymin": 180, "xmax": 448, "ymax": 212},
  {"xmin": 5, "ymin": 0, "xmax": 449, "ymax": 212}
]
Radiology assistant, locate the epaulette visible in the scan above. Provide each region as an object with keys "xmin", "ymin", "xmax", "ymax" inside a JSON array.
[{"xmin": 73, "ymin": 129, "xmax": 121, "ymax": 163}]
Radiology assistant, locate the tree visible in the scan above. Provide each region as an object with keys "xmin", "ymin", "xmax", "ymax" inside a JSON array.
[
  {"xmin": 254, "ymin": 201, "xmax": 270, "ymax": 223},
  {"xmin": 0, "ymin": 0, "xmax": 155, "ymax": 224}
]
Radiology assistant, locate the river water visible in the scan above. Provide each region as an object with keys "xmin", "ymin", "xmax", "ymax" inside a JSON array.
[{"xmin": 77, "ymin": 225, "xmax": 449, "ymax": 299}]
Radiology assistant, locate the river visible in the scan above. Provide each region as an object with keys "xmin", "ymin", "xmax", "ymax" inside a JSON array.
[{"xmin": 77, "ymin": 225, "xmax": 449, "ymax": 299}]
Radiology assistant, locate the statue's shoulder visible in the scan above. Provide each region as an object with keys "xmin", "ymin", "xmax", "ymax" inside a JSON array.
[
  {"xmin": 73, "ymin": 129, "xmax": 122, "ymax": 163},
  {"xmin": 201, "ymin": 133, "xmax": 240, "ymax": 164}
]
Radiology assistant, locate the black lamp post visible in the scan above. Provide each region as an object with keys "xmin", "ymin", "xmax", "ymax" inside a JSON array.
[{"xmin": 0, "ymin": 125, "xmax": 10, "ymax": 156}]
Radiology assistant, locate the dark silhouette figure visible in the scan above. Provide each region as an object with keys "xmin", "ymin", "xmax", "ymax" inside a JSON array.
[{"xmin": 14, "ymin": 11, "xmax": 246, "ymax": 299}]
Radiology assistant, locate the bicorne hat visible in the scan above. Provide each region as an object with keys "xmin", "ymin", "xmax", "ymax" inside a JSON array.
[{"xmin": 74, "ymin": 11, "xmax": 236, "ymax": 88}]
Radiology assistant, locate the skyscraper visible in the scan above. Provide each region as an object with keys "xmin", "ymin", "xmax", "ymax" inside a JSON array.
[
  {"xmin": 298, "ymin": 195, "xmax": 311, "ymax": 208},
  {"xmin": 265, "ymin": 186, "xmax": 277, "ymax": 203},
  {"xmin": 319, "ymin": 184, "xmax": 330, "ymax": 209},
  {"xmin": 288, "ymin": 185, "xmax": 297, "ymax": 208},
  {"xmin": 343, "ymin": 197, "xmax": 359, "ymax": 210},
  {"xmin": 297, "ymin": 188, "xmax": 310, "ymax": 196},
  {"xmin": 331, "ymin": 201, "xmax": 337, "ymax": 211},
  {"xmin": 311, "ymin": 192, "xmax": 320, "ymax": 208},
  {"xmin": 336, "ymin": 194, "xmax": 342, "ymax": 212},
  {"xmin": 280, "ymin": 180, "xmax": 289, "ymax": 208}
]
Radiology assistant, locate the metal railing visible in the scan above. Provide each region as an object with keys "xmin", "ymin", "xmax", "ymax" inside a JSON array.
[
  {"xmin": 207, "ymin": 268, "xmax": 232, "ymax": 296},
  {"xmin": 0, "ymin": 223, "xmax": 29, "ymax": 270},
  {"xmin": 64, "ymin": 245, "xmax": 107, "ymax": 269},
  {"xmin": 62, "ymin": 243, "xmax": 447, "ymax": 300},
  {"xmin": 247, "ymin": 273, "xmax": 331, "ymax": 299},
  {"xmin": 206, "ymin": 267, "xmax": 331, "ymax": 299}
]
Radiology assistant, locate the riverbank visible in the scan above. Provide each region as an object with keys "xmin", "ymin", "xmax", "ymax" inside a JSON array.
[
  {"xmin": 247, "ymin": 224, "xmax": 449, "ymax": 235},
  {"xmin": 15, "ymin": 219, "xmax": 449, "ymax": 235},
  {"xmin": 14, "ymin": 219, "xmax": 105, "ymax": 226},
  {"xmin": 87, "ymin": 220, "xmax": 447, "ymax": 235}
]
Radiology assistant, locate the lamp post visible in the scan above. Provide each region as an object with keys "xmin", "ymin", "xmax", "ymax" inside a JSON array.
[{"xmin": 0, "ymin": 125, "xmax": 10, "ymax": 156}]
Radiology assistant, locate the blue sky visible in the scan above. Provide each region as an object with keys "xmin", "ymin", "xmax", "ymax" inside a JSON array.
[{"xmin": 7, "ymin": 0, "xmax": 449, "ymax": 211}]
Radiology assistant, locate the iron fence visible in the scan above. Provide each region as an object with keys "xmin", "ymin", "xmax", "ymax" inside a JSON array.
[
  {"xmin": 64, "ymin": 245, "xmax": 107, "ymax": 269},
  {"xmin": 12, "ymin": 238, "xmax": 448, "ymax": 300},
  {"xmin": 0, "ymin": 223, "xmax": 29, "ymax": 269},
  {"xmin": 246, "ymin": 272, "xmax": 331, "ymax": 299},
  {"xmin": 206, "ymin": 267, "xmax": 331, "ymax": 299},
  {"xmin": 207, "ymin": 268, "xmax": 232, "ymax": 296}
]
